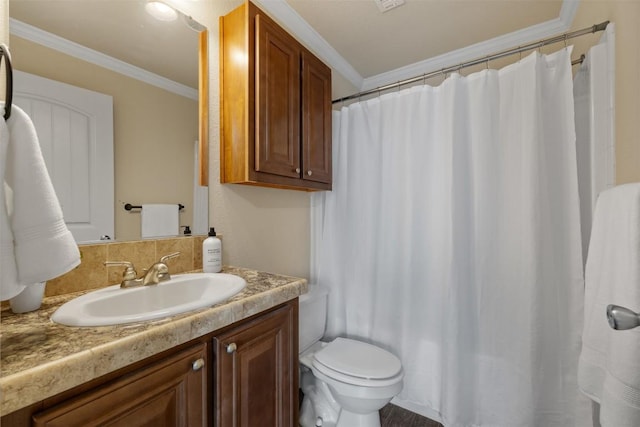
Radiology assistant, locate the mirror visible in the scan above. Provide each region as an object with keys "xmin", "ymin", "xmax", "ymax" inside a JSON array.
[{"xmin": 8, "ymin": 0, "xmax": 208, "ymax": 242}]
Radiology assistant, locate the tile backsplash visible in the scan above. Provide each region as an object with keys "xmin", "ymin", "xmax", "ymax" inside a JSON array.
[{"xmin": 44, "ymin": 235, "xmax": 207, "ymax": 297}]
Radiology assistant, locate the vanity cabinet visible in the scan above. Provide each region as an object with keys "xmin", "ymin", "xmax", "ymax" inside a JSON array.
[
  {"xmin": 214, "ymin": 301, "xmax": 298, "ymax": 427},
  {"xmin": 31, "ymin": 343, "xmax": 208, "ymax": 427},
  {"xmin": 220, "ymin": 1, "xmax": 332, "ymax": 191},
  {"xmin": 0, "ymin": 300, "xmax": 299, "ymax": 427}
]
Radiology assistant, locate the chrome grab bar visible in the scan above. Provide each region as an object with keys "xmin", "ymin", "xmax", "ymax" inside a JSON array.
[{"xmin": 607, "ymin": 305, "xmax": 640, "ymax": 330}]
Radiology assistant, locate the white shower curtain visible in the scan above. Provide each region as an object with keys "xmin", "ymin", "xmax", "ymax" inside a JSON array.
[
  {"xmin": 311, "ymin": 48, "xmax": 592, "ymax": 427},
  {"xmin": 574, "ymin": 24, "xmax": 616, "ymax": 263},
  {"xmin": 573, "ymin": 25, "xmax": 616, "ymax": 427}
]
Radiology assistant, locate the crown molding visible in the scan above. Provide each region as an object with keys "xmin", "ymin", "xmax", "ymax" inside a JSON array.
[
  {"xmin": 559, "ymin": 0, "xmax": 580, "ymax": 28},
  {"xmin": 254, "ymin": 0, "xmax": 579, "ymax": 92},
  {"xmin": 10, "ymin": 18, "xmax": 198, "ymax": 100},
  {"xmin": 362, "ymin": 0, "xmax": 580, "ymax": 91}
]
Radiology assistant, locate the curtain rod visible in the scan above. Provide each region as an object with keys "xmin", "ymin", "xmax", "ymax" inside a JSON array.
[{"xmin": 332, "ymin": 21, "xmax": 609, "ymax": 105}]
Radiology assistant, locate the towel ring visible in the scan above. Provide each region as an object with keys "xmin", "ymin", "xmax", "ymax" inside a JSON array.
[{"xmin": 0, "ymin": 44, "xmax": 13, "ymax": 121}]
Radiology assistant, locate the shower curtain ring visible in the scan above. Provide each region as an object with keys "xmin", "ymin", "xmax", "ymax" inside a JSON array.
[{"xmin": 564, "ymin": 34, "xmax": 568, "ymax": 48}]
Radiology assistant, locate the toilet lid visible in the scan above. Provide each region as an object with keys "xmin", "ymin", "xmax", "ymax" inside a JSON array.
[{"xmin": 313, "ymin": 337, "xmax": 402, "ymax": 380}]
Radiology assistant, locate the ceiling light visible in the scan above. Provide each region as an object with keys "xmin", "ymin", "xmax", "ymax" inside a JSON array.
[{"xmin": 145, "ymin": 1, "xmax": 178, "ymax": 21}]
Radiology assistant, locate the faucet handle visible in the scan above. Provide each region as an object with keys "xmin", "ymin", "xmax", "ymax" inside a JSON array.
[
  {"xmin": 159, "ymin": 252, "xmax": 181, "ymax": 263},
  {"xmin": 104, "ymin": 261, "xmax": 138, "ymax": 280}
]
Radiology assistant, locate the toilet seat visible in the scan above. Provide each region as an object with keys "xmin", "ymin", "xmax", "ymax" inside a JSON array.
[
  {"xmin": 312, "ymin": 360, "xmax": 403, "ymax": 388},
  {"xmin": 312, "ymin": 338, "xmax": 403, "ymax": 388}
]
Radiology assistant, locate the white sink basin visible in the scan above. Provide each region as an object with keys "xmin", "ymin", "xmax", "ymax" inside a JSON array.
[{"xmin": 51, "ymin": 273, "xmax": 246, "ymax": 327}]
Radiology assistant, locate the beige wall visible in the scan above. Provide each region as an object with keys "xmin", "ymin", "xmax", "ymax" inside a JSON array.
[
  {"xmin": 9, "ymin": 36, "xmax": 198, "ymax": 242},
  {"xmin": 185, "ymin": 1, "xmax": 640, "ymax": 280},
  {"xmin": 182, "ymin": 1, "xmax": 312, "ymax": 279},
  {"xmin": 1, "ymin": 0, "xmax": 7, "ymax": 98},
  {"xmin": 6, "ymin": 1, "xmax": 636, "ymax": 281},
  {"xmin": 572, "ymin": 0, "xmax": 640, "ymax": 185},
  {"xmin": 0, "ymin": 1, "xmax": 6, "ymax": 44}
]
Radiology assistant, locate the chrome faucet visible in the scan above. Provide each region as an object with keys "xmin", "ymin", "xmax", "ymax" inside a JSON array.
[{"xmin": 105, "ymin": 252, "xmax": 181, "ymax": 288}]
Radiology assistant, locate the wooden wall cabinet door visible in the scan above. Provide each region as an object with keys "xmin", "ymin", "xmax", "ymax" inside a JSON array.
[
  {"xmin": 255, "ymin": 14, "xmax": 301, "ymax": 180},
  {"xmin": 31, "ymin": 344, "xmax": 208, "ymax": 427},
  {"xmin": 214, "ymin": 301, "xmax": 298, "ymax": 427},
  {"xmin": 301, "ymin": 51, "xmax": 332, "ymax": 185},
  {"xmin": 220, "ymin": 1, "xmax": 332, "ymax": 191}
]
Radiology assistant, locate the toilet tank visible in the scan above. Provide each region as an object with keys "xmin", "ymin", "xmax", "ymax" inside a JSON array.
[{"xmin": 298, "ymin": 284, "xmax": 329, "ymax": 353}]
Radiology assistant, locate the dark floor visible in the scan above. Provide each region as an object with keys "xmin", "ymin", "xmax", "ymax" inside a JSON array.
[
  {"xmin": 299, "ymin": 390, "xmax": 443, "ymax": 426},
  {"xmin": 380, "ymin": 404, "xmax": 444, "ymax": 427}
]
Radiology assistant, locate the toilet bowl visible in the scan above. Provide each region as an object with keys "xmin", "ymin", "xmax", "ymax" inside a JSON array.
[{"xmin": 299, "ymin": 285, "xmax": 403, "ymax": 427}]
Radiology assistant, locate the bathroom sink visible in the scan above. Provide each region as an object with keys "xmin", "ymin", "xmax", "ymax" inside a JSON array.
[{"xmin": 51, "ymin": 273, "xmax": 246, "ymax": 327}]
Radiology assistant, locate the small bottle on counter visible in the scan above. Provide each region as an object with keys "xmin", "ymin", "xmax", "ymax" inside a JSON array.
[{"xmin": 203, "ymin": 227, "xmax": 222, "ymax": 273}]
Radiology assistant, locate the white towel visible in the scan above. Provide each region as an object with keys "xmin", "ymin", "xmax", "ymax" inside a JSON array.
[
  {"xmin": 141, "ymin": 204, "xmax": 179, "ymax": 238},
  {"xmin": 1, "ymin": 104, "xmax": 81, "ymax": 300},
  {"xmin": 578, "ymin": 183, "xmax": 640, "ymax": 427},
  {"xmin": 1, "ymin": 109, "xmax": 19, "ymax": 299}
]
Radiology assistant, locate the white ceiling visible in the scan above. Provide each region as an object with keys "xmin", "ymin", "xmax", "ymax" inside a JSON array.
[
  {"xmin": 9, "ymin": 0, "xmax": 573, "ymax": 99},
  {"xmin": 287, "ymin": 0, "xmax": 563, "ymax": 79}
]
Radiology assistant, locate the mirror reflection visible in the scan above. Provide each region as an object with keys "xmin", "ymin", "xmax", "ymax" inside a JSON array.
[{"xmin": 8, "ymin": 0, "xmax": 208, "ymax": 243}]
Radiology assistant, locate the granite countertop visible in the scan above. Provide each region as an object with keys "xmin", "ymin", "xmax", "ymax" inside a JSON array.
[{"xmin": 0, "ymin": 266, "xmax": 307, "ymax": 416}]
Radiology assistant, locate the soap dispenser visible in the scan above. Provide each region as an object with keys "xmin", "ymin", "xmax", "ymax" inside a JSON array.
[{"xmin": 203, "ymin": 227, "xmax": 222, "ymax": 273}]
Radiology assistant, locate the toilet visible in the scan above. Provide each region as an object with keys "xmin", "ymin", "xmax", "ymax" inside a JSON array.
[{"xmin": 299, "ymin": 284, "xmax": 403, "ymax": 427}]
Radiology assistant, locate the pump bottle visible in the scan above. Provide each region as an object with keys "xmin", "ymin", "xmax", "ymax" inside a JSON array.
[{"xmin": 203, "ymin": 227, "xmax": 222, "ymax": 273}]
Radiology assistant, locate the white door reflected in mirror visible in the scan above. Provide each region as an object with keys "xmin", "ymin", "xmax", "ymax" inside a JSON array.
[{"xmin": 14, "ymin": 70, "xmax": 114, "ymax": 243}]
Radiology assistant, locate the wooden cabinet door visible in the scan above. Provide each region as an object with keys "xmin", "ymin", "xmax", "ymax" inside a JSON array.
[
  {"xmin": 301, "ymin": 50, "xmax": 332, "ymax": 185},
  {"xmin": 32, "ymin": 344, "xmax": 208, "ymax": 427},
  {"xmin": 255, "ymin": 14, "xmax": 301, "ymax": 180},
  {"xmin": 214, "ymin": 302, "xmax": 298, "ymax": 427}
]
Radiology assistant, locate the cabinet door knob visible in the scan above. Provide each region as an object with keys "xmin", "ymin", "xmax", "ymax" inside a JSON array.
[
  {"xmin": 226, "ymin": 342, "xmax": 237, "ymax": 354},
  {"xmin": 307, "ymin": 170, "xmax": 313, "ymax": 176},
  {"xmin": 192, "ymin": 358, "xmax": 205, "ymax": 371},
  {"xmin": 294, "ymin": 168, "xmax": 301, "ymax": 174}
]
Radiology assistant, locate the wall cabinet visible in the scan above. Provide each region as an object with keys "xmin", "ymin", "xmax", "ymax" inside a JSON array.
[
  {"xmin": 220, "ymin": 1, "xmax": 332, "ymax": 191},
  {"xmin": 214, "ymin": 301, "xmax": 298, "ymax": 426}
]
